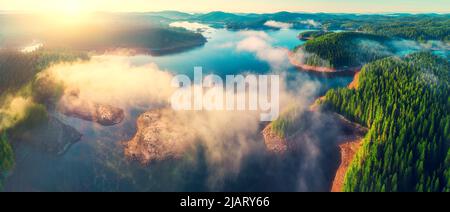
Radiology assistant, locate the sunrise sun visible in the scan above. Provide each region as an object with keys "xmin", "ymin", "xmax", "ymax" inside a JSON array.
[
  {"xmin": 47, "ymin": 0, "xmax": 90, "ymax": 25},
  {"xmin": 61, "ymin": 0, "xmax": 83, "ymax": 16}
]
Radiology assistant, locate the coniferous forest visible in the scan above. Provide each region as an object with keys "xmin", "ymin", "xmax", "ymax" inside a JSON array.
[
  {"xmin": 298, "ymin": 32, "xmax": 392, "ymax": 68},
  {"xmin": 323, "ymin": 52, "xmax": 450, "ymax": 192}
]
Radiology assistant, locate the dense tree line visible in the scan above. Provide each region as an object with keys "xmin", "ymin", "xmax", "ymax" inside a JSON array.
[
  {"xmin": 323, "ymin": 52, "xmax": 449, "ymax": 191},
  {"xmin": 298, "ymin": 31, "xmax": 331, "ymax": 41},
  {"xmin": 271, "ymin": 106, "xmax": 307, "ymax": 139},
  {"xmin": 360, "ymin": 17, "xmax": 450, "ymax": 42},
  {"xmin": 300, "ymin": 32, "xmax": 392, "ymax": 68},
  {"xmin": 318, "ymin": 15, "xmax": 450, "ymax": 42},
  {"xmin": 77, "ymin": 27, "xmax": 207, "ymax": 54},
  {"xmin": 0, "ymin": 49, "xmax": 89, "ymax": 97},
  {"xmin": 193, "ymin": 11, "xmax": 449, "ymax": 42},
  {"xmin": 0, "ymin": 132, "xmax": 14, "ymax": 190}
]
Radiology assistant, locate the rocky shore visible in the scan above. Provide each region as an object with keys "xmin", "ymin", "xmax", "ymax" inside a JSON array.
[
  {"xmin": 124, "ymin": 108, "xmax": 195, "ymax": 164},
  {"xmin": 262, "ymin": 124, "xmax": 288, "ymax": 154},
  {"xmin": 331, "ymin": 139, "xmax": 362, "ymax": 192},
  {"xmin": 59, "ymin": 91, "xmax": 125, "ymax": 126}
]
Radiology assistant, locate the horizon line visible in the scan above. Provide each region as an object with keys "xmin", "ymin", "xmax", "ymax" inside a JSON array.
[{"xmin": 0, "ymin": 9, "xmax": 449, "ymax": 15}]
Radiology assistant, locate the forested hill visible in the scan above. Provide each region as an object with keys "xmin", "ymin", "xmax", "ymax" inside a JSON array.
[
  {"xmin": 360, "ymin": 16, "xmax": 450, "ymax": 42},
  {"xmin": 323, "ymin": 52, "xmax": 450, "ymax": 192},
  {"xmin": 296, "ymin": 32, "xmax": 393, "ymax": 69},
  {"xmin": 190, "ymin": 12, "xmax": 449, "ymax": 42},
  {"xmin": 0, "ymin": 14, "xmax": 207, "ymax": 55},
  {"xmin": 298, "ymin": 31, "xmax": 331, "ymax": 41}
]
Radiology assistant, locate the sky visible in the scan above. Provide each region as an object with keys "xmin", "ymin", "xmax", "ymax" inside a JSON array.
[{"xmin": 0, "ymin": 0, "xmax": 449, "ymax": 13}]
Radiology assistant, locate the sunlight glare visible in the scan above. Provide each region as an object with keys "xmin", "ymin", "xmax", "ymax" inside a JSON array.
[
  {"xmin": 53, "ymin": 0, "xmax": 89, "ymax": 25},
  {"xmin": 61, "ymin": 0, "xmax": 83, "ymax": 16}
]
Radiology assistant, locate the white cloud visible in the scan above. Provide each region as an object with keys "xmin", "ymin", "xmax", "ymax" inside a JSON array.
[
  {"xmin": 391, "ymin": 39, "xmax": 450, "ymax": 52},
  {"xmin": 236, "ymin": 31, "xmax": 290, "ymax": 70},
  {"xmin": 300, "ymin": 19, "xmax": 321, "ymax": 28},
  {"xmin": 20, "ymin": 40, "xmax": 44, "ymax": 53},
  {"xmin": 40, "ymin": 55, "xmax": 175, "ymax": 110},
  {"xmin": 0, "ymin": 96, "xmax": 34, "ymax": 130},
  {"xmin": 169, "ymin": 21, "xmax": 215, "ymax": 37},
  {"xmin": 264, "ymin": 20, "xmax": 293, "ymax": 29}
]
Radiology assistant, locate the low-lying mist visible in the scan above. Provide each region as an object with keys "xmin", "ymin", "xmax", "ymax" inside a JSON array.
[
  {"xmin": 236, "ymin": 31, "xmax": 290, "ymax": 70},
  {"xmin": 0, "ymin": 96, "xmax": 34, "ymax": 130},
  {"xmin": 24, "ymin": 51, "xmax": 350, "ymax": 191}
]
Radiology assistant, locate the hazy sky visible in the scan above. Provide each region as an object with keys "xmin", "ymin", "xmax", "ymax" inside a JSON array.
[{"xmin": 0, "ymin": 0, "xmax": 449, "ymax": 13}]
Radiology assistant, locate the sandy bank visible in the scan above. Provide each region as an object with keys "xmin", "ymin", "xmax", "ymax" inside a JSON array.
[{"xmin": 331, "ymin": 139, "xmax": 362, "ymax": 192}]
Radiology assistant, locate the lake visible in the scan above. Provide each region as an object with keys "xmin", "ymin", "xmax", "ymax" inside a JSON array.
[{"xmin": 5, "ymin": 28, "xmax": 355, "ymax": 192}]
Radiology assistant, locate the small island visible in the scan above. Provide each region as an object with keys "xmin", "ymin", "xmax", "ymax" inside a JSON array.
[
  {"xmin": 290, "ymin": 32, "xmax": 392, "ymax": 75},
  {"xmin": 298, "ymin": 30, "xmax": 330, "ymax": 41}
]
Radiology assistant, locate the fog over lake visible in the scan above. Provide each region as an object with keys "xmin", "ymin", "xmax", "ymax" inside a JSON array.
[{"xmin": 0, "ymin": 28, "xmax": 381, "ymax": 192}]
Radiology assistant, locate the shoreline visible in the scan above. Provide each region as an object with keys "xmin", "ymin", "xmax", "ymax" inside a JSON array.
[
  {"xmin": 331, "ymin": 139, "xmax": 363, "ymax": 192},
  {"xmin": 348, "ymin": 71, "xmax": 361, "ymax": 89},
  {"xmin": 61, "ymin": 40, "xmax": 207, "ymax": 57},
  {"xmin": 330, "ymin": 70, "xmax": 363, "ymax": 192},
  {"xmin": 147, "ymin": 41, "xmax": 207, "ymax": 56},
  {"xmin": 329, "ymin": 113, "xmax": 367, "ymax": 192},
  {"xmin": 308, "ymin": 90, "xmax": 367, "ymax": 192},
  {"xmin": 288, "ymin": 51, "xmax": 360, "ymax": 77}
]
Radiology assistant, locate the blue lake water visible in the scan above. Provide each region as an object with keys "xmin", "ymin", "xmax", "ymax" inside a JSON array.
[
  {"xmin": 131, "ymin": 29, "xmax": 301, "ymax": 76},
  {"xmin": 123, "ymin": 29, "xmax": 354, "ymax": 93}
]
